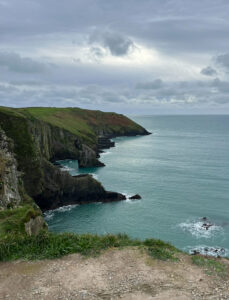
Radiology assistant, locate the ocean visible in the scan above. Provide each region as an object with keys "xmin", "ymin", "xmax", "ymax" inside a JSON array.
[{"xmin": 45, "ymin": 115, "xmax": 229, "ymax": 257}]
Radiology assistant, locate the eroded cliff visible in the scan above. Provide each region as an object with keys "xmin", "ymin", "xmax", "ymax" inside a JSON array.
[{"xmin": 0, "ymin": 106, "xmax": 149, "ymax": 215}]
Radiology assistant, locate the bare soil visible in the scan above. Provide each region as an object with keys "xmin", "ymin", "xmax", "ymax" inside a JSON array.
[{"xmin": 0, "ymin": 248, "xmax": 229, "ymax": 300}]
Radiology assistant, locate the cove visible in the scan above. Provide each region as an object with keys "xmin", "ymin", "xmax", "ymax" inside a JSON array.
[{"xmin": 45, "ymin": 115, "xmax": 229, "ymax": 257}]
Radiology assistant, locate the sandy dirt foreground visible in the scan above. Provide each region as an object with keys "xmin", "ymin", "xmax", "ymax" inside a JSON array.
[{"xmin": 0, "ymin": 248, "xmax": 229, "ymax": 300}]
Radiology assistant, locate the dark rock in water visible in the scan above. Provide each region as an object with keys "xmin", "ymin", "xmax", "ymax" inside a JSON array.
[
  {"xmin": 34, "ymin": 160, "xmax": 126, "ymax": 211},
  {"xmin": 105, "ymin": 192, "xmax": 126, "ymax": 202},
  {"xmin": 190, "ymin": 246, "xmax": 226, "ymax": 257},
  {"xmin": 202, "ymin": 217, "xmax": 207, "ymax": 221},
  {"xmin": 202, "ymin": 223, "xmax": 213, "ymax": 230},
  {"xmin": 129, "ymin": 194, "xmax": 142, "ymax": 200}
]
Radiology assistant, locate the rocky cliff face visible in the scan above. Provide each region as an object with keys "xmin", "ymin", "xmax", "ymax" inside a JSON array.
[
  {"xmin": 34, "ymin": 160, "xmax": 125, "ymax": 211},
  {"xmin": 0, "ymin": 107, "xmax": 149, "ymax": 213},
  {"xmin": 0, "ymin": 127, "xmax": 22, "ymax": 209}
]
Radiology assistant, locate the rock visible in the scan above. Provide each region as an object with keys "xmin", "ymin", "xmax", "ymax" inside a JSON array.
[
  {"xmin": 97, "ymin": 136, "xmax": 115, "ymax": 150},
  {"xmin": 25, "ymin": 216, "xmax": 47, "ymax": 236},
  {"xmin": 34, "ymin": 160, "xmax": 126, "ymax": 210},
  {"xmin": 129, "ymin": 194, "xmax": 142, "ymax": 200},
  {"xmin": 202, "ymin": 223, "xmax": 213, "ymax": 230},
  {"xmin": 0, "ymin": 107, "xmax": 149, "ymax": 213},
  {"xmin": 0, "ymin": 127, "xmax": 22, "ymax": 209}
]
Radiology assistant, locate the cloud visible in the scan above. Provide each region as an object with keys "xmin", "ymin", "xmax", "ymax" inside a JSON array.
[
  {"xmin": 200, "ymin": 66, "xmax": 217, "ymax": 76},
  {"xmin": 90, "ymin": 31, "xmax": 135, "ymax": 56},
  {"xmin": 0, "ymin": 52, "xmax": 46, "ymax": 73},
  {"xmin": 215, "ymin": 53, "xmax": 229, "ymax": 70},
  {"xmin": 136, "ymin": 79, "xmax": 163, "ymax": 90},
  {"xmin": 0, "ymin": 0, "xmax": 229, "ymax": 113}
]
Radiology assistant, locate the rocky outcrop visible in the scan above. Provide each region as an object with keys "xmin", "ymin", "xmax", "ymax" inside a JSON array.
[
  {"xmin": 24, "ymin": 216, "xmax": 47, "ymax": 236},
  {"xmin": 34, "ymin": 160, "xmax": 125, "ymax": 211},
  {"xmin": 0, "ymin": 127, "xmax": 22, "ymax": 209},
  {"xmin": 97, "ymin": 136, "xmax": 115, "ymax": 150},
  {"xmin": 129, "ymin": 194, "xmax": 142, "ymax": 200}
]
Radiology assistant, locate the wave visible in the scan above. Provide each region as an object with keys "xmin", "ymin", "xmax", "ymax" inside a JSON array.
[
  {"xmin": 122, "ymin": 193, "xmax": 141, "ymax": 204},
  {"xmin": 44, "ymin": 204, "xmax": 79, "ymax": 221},
  {"xmin": 91, "ymin": 173, "xmax": 98, "ymax": 180},
  {"xmin": 101, "ymin": 151, "xmax": 111, "ymax": 155},
  {"xmin": 43, "ymin": 211, "xmax": 54, "ymax": 221},
  {"xmin": 60, "ymin": 166, "xmax": 75, "ymax": 172},
  {"xmin": 178, "ymin": 218, "xmax": 223, "ymax": 239},
  {"xmin": 184, "ymin": 245, "xmax": 229, "ymax": 258}
]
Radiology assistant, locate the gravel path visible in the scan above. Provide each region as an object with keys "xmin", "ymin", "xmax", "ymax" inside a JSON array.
[{"xmin": 0, "ymin": 248, "xmax": 228, "ymax": 300}]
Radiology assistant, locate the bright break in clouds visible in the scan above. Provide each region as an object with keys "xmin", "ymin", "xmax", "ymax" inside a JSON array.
[{"xmin": 0, "ymin": 0, "xmax": 229, "ymax": 114}]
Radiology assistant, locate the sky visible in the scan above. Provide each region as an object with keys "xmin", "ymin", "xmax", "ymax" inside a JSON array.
[{"xmin": 0, "ymin": 0, "xmax": 229, "ymax": 114}]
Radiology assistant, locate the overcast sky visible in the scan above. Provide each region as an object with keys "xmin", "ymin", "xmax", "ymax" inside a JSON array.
[{"xmin": 1, "ymin": 0, "xmax": 229, "ymax": 114}]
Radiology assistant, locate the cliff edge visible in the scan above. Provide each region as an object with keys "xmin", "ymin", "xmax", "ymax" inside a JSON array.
[{"xmin": 0, "ymin": 106, "xmax": 149, "ymax": 236}]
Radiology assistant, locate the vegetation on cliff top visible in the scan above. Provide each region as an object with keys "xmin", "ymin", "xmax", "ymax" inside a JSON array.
[
  {"xmin": 0, "ymin": 231, "xmax": 180, "ymax": 262},
  {"xmin": 0, "ymin": 205, "xmax": 41, "ymax": 238},
  {"xmin": 0, "ymin": 106, "xmax": 148, "ymax": 147}
]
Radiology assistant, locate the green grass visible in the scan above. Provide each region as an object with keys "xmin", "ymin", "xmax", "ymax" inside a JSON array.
[
  {"xmin": 144, "ymin": 238, "xmax": 180, "ymax": 261},
  {"xmin": 0, "ymin": 205, "xmax": 41, "ymax": 238},
  {"xmin": 192, "ymin": 255, "xmax": 229, "ymax": 278},
  {"xmin": 0, "ymin": 232, "xmax": 180, "ymax": 262},
  {"xmin": 0, "ymin": 106, "xmax": 147, "ymax": 147}
]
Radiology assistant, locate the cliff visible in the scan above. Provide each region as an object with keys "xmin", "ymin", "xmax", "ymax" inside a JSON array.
[{"xmin": 0, "ymin": 106, "xmax": 149, "ymax": 235}]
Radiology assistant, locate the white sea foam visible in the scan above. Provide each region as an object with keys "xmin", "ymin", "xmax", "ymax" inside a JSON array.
[
  {"xmin": 178, "ymin": 219, "xmax": 223, "ymax": 239},
  {"xmin": 125, "ymin": 199, "xmax": 135, "ymax": 204},
  {"xmin": 60, "ymin": 166, "xmax": 75, "ymax": 172},
  {"xmin": 44, "ymin": 204, "xmax": 79, "ymax": 221},
  {"xmin": 122, "ymin": 193, "xmax": 140, "ymax": 204},
  {"xmin": 91, "ymin": 173, "xmax": 98, "ymax": 180},
  {"xmin": 43, "ymin": 211, "xmax": 54, "ymax": 221},
  {"xmin": 55, "ymin": 204, "xmax": 79, "ymax": 212},
  {"xmin": 184, "ymin": 245, "xmax": 229, "ymax": 258},
  {"xmin": 102, "ymin": 151, "xmax": 111, "ymax": 155}
]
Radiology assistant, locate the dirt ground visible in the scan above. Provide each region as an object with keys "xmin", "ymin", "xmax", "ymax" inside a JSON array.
[{"xmin": 0, "ymin": 248, "xmax": 228, "ymax": 300}]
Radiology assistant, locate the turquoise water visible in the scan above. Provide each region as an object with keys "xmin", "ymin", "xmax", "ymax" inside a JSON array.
[{"xmin": 45, "ymin": 115, "xmax": 229, "ymax": 256}]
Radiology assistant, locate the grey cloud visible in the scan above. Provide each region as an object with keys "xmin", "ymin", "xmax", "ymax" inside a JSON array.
[
  {"xmin": 1, "ymin": 0, "xmax": 229, "ymax": 56},
  {"xmin": 1, "ymin": 76, "xmax": 229, "ymax": 112},
  {"xmin": 136, "ymin": 79, "xmax": 163, "ymax": 90},
  {"xmin": 216, "ymin": 53, "xmax": 229, "ymax": 69},
  {"xmin": 211, "ymin": 78, "xmax": 229, "ymax": 93},
  {"xmin": 90, "ymin": 31, "xmax": 134, "ymax": 56},
  {"xmin": 0, "ymin": 52, "xmax": 46, "ymax": 73},
  {"xmin": 1, "ymin": 0, "xmax": 229, "ymax": 113},
  {"xmin": 200, "ymin": 66, "xmax": 217, "ymax": 76}
]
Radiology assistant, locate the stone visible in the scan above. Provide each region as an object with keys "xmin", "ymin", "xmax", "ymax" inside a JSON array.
[{"xmin": 25, "ymin": 216, "xmax": 47, "ymax": 236}]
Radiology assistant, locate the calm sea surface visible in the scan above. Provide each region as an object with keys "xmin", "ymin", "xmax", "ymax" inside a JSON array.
[{"xmin": 45, "ymin": 115, "xmax": 229, "ymax": 256}]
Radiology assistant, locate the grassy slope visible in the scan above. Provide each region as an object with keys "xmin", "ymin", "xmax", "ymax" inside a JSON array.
[
  {"xmin": 0, "ymin": 232, "xmax": 180, "ymax": 262},
  {"xmin": 0, "ymin": 106, "xmax": 148, "ymax": 147}
]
